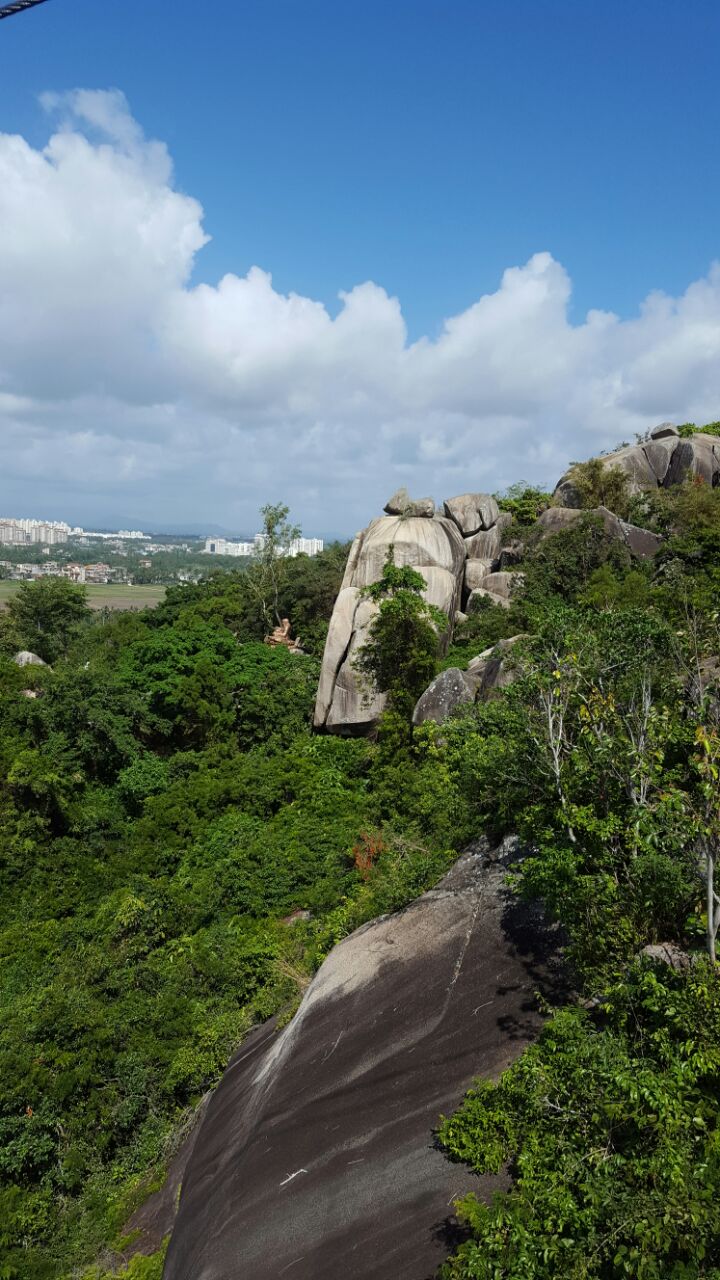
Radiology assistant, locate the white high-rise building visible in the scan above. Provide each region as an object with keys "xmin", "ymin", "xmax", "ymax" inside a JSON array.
[
  {"xmin": 0, "ymin": 517, "xmax": 70, "ymax": 545},
  {"xmin": 203, "ymin": 537, "xmax": 255, "ymax": 557},
  {"xmin": 203, "ymin": 534, "xmax": 324, "ymax": 558},
  {"xmin": 288, "ymin": 537, "xmax": 324, "ymax": 557}
]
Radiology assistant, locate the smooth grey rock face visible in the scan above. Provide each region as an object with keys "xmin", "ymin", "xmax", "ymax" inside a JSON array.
[
  {"xmin": 464, "ymin": 557, "xmax": 496, "ymax": 591},
  {"xmin": 665, "ymin": 435, "xmax": 720, "ymax": 487},
  {"xmin": 466, "ymin": 635, "xmax": 524, "ymax": 696},
  {"xmin": 464, "ymin": 524, "xmax": 503, "ymax": 563},
  {"xmin": 341, "ymin": 531, "xmax": 366, "ymax": 589},
  {"xmin": 12, "ymin": 650, "xmax": 47, "ymax": 667},
  {"xmin": 467, "ymin": 587, "xmax": 511, "ymax": 610},
  {"xmin": 643, "ymin": 438, "xmax": 675, "ymax": 484},
  {"xmin": 552, "ymin": 471, "xmax": 583, "ymax": 508},
  {"xmin": 411, "ymin": 666, "xmax": 475, "ymax": 726},
  {"xmin": 325, "ymin": 596, "xmax": 386, "ymax": 734},
  {"xmin": 618, "ymin": 519, "xmax": 662, "ymax": 558},
  {"xmin": 649, "ymin": 422, "xmax": 679, "ymax": 440},
  {"xmin": 409, "ymin": 497, "xmax": 436, "ymax": 517},
  {"xmin": 164, "ymin": 842, "xmax": 562, "ymax": 1280},
  {"xmin": 603, "ymin": 444, "xmax": 658, "ymax": 494},
  {"xmin": 350, "ymin": 516, "xmax": 465, "ymax": 586},
  {"xmin": 443, "ymin": 492, "xmax": 499, "ymax": 536},
  {"xmin": 476, "ymin": 570, "xmax": 520, "ymax": 601},
  {"xmin": 538, "ymin": 506, "xmax": 583, "ymax": 533},
  {"xmin": 313, "ymin": 587, "xmax": 363, "ymax": 727},
  {"xmin": 384, "ymin": 487, "xmax": 411, "ymax": 515}
]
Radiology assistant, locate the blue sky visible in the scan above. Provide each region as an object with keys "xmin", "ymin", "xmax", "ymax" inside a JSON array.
[{"xmin": 1, "ymin": 1, "xmax": 720, "ymax": 533}]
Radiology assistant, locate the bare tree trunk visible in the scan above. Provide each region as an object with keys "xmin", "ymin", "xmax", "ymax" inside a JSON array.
[{"xmin": 707, "ymin": 849, "xmax": 715, "ymax": 964}]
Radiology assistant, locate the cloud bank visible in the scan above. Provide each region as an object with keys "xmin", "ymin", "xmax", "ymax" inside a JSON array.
[{"xmin": 2, "ymin": 89, "xmax": 720, "ymax": 533}]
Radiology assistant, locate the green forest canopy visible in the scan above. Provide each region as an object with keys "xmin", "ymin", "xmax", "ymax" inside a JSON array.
[{"xmin": 0, "ymin": 476, "xmax": 719, "ymax": 1278}]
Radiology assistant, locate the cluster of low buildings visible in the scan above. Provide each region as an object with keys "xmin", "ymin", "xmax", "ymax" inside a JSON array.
[
  {"xmin": 203, "ymin": 535, "xmax": 324, "ymax": 558},
  {"xmin": 0, "ymin": 561, "xmax": 131, "ymax": 585}
]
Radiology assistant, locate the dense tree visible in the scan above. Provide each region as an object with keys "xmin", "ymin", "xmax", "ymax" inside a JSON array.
[
  {"xmin": 353, "ymin": 551, "xmax": 447, "ymax": 723},
  {"xmin": 1, "ymin": 468, "xmax": 719, "ymax": 1279},
  {"xmin": 6, "ymin": 577, "xmax": 91, "ymax": 663}
]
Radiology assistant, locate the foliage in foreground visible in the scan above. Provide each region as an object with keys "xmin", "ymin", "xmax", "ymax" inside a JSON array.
[
  {"xmin": 440, "ymin": 962, "xmax": 720, "ymax": 1279},
  {"xmin": 1, "ymin": 474, "xmax": 720, "ymax": 1278},
  {"xmin": 0, "ymin": 550, "xmax": 465, "ymax": 1278},
  {"xmin": 437, "ymin": 472, "xmax": 720, "ymax": 1277}
]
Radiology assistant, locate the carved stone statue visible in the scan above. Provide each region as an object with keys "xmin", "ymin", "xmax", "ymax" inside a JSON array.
[{"xmin": 265, "ymin": 618, "xmax": 302, "ymax": 652}]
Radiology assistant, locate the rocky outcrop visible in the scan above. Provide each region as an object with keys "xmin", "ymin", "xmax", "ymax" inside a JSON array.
[
  {"xmin": 12, "ymin": 650, "xmax": 47, "ymax": 667},
  {"xmin": 443, "ymin": 492, "xmax": 499, "ymax": 535},
  {"xmin": 317, "ymin": 422, "xmax": 705, "ymax": 736},
  {"xmin": 164, "ymin": 840, "xmax": 563, "ymax": 1280},
  {"xmin": 314, "ymin": 513, "xmax": 466, "ymax": 733},
  {"xmin": 552, "ymin": 427, "xmax": 720, "ymax": 507},
  {"xmin": 412, "ymin": 636, "xmax": 524, "ymax": 727},
  {"xmin": 467, "ymin": 635, "xmax": 524, "ymax": 696},
  {"xmin": 411, "ymin": 667, "xmax": 476, "ymax": 726},
  {"xmin": 315, "ymin": 492, "xmax": 511, "ymax": 734}
]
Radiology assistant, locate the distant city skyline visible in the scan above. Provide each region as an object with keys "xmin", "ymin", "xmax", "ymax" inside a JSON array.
[{"xmin": 0, "ymin": 511, "xmax": 330, "ymax": 547}]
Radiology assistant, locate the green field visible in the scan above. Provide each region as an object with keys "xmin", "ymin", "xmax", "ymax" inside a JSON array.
[{"xmin": 0, "ymin": 580, "xmax": 166, "ymax": 610}]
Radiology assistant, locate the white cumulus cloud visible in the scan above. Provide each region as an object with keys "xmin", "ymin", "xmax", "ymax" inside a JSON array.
[{"xmin": 1, "ymin": 89, "xmax": 720, "ymax": 534}]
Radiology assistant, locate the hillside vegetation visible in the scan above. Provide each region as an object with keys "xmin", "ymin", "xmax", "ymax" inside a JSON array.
[{"xmin": 0, "ymin": 473, "xmax": 719, "ymax": 1278}]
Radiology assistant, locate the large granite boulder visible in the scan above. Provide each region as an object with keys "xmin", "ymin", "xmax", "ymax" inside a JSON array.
[
  {"xmin": 603, "ymin": 444, "xmax": 658, "ymax": 494},
  {"xmin": 649, "ymin": 422, "xmax": 679, "ymax": 441},
  {"xmin": 464, "ymin": 557, "xmax": 496, "ymax": 592},
  {"xmin": 474, "ymin": 570, "xmax": 519, "ymax": 600},
  {"xmin": 464, "ymin": 524, "xmax": 503, "ymax": 562},
  {"xmin": 665, "ymin": 435, "xmax": 720, "ymax": 487},
  {"xmin": 443, "ymin": 493, "xmax": 499, "ymax": 536},
  {"xmin": 553, "ymin": 429, "xmax": 720, "ymax": 508},
  {"xmin": 412, "ymin": 667, "xmax": 475, "ymax": 726},
  {"xmin": 411, "ymin": 636, "xmax": 525, "ymax": 727},
  {"xmin": 314, "ymin": 514, "xmax": 466, "ymax": 733}
]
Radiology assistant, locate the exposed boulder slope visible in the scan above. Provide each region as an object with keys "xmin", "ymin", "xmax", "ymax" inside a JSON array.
[
  {"xmin": 553, "ymin": 426, "xmax": 720, "ymax": 507},
  {"xmin": 164, "ymin": 842, "xmax": 563, "ymax": 1280}
]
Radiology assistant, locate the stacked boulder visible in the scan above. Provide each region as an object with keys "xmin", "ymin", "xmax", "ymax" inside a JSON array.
[{"xmin": 442, "ymin": 493, "xmax": 520, "ymax": 609}]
